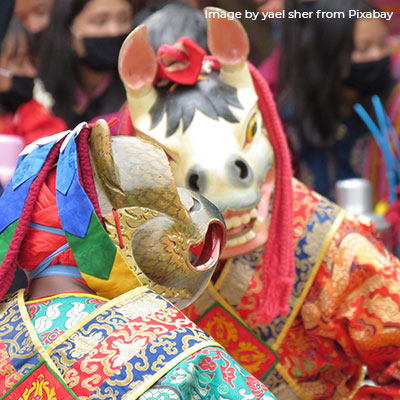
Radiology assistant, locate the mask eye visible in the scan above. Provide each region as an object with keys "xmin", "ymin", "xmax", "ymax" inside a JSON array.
[{"xmin": 245, "ymin": 114, "xmax": 257, "ymax": 146}]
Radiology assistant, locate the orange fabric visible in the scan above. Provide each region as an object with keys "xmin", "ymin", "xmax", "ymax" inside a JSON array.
[
  {"xmin": 17, "ymin": 169, "xmax": 77, "ymax": 271},
  {"xmin": 0, "ymin": 99, "xmax": 66, "ymax": 145}
]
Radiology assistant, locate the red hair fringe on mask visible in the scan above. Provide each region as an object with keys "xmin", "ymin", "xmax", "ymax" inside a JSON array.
[{"xmin": 248, "ymin": 63, "xmax": 294, "ymax": 323}]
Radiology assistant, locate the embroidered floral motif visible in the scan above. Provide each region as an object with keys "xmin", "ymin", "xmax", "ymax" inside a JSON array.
[
  {"xmin": 69, "ymin": 331, "xmax": 103, "ymax": 358},
  {"xmin": 138, "ymin": 347, "xmax": 274, "ymax": 399},
  {"xmin": 110, "ymin": 337, "xmax": 149, "ymax": 368},
  {"xmin": 196, "ymin": 306, "xmax": 278, "ymax": 378},
  {"xmin": 198, "ymin": 356, "xmax": 217, "ymax": 372},
  {"xmin": 40, "ymin": 328, "xmax": 63, "ymax": 347},
  {"xmin": 114, "ymin": 293, "xmax": 168, "ymax": 320},
  {"xmin": 18, "ymin": 373, "xmax": 57, "ymax": 400},
  {"xmin": 26, "ymin": 296, "xmax": 106, "ymax": 349},
  {"xmin": 34, "ymin": 303, "xmax": 63, "ymax": 334},
  {"xmin": 65, "ymin": 303, "xmax": 89, "ymax": 329},
  {"xmin": 246, "ymin": 375, "xmax": 269, "ymax": 398}
]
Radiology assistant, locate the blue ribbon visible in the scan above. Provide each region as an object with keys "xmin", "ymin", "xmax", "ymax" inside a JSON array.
[
  {"xmin": 56, "ymin": 133, "xmax": 94, "ymax": 238},
  {"xmin": 0, "ymin": 140, "xmax": 58, "ymax": 233},
  {"xmin": 354, "ymin": 96, "xmax": 399, "ymax": 203}
]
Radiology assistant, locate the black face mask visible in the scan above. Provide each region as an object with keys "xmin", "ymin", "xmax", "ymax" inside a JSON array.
[
  {"xmin": 0, "ymin": 76, "xmax": 34, "ymax": 113},
  {"xmin": 79, "ymin": 34, "xmax": 128, "ymax": 71},
  {"xmin": 343, "ymin": 56, "xmax": 392, "ymax": 95}
]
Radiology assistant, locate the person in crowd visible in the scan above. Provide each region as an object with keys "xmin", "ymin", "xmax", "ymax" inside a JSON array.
[
  {"xmin": 277, "ymin": 0, "xmax": 399, "ymax": 203},
  {"xmin": 258, "ymin": 0, "xmax": 400, "ymax": 99},
  {"xmin": 39, "ymin": 0, "xmax": 135, "ymax": 127},
  {"xmin": 0, "ymin": 18, "xmax": 66, "ymax": 146},
  {"xmin": 13, "ymin": 0, "xmax": 54, "ymax": 55}
]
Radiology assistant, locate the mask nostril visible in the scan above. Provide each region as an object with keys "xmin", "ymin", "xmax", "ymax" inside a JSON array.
[
  {"xmin": 235, "ymin": 160, "xmax": 248, "ymax": 180},
  {"xmin": 188, "ymin": 173, "xmax": 201, "ymax": 192},
  {"xmin": 186, "ymin": 166, "xmax": 207, "ymax": 193},
  {"xmin": 227, "ymin": 156, "xmax": 253, "ymax": 186}
]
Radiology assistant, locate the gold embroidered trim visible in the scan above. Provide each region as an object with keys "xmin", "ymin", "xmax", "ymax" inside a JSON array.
[
  {"xmin": 207, "ymin": 283, "xmax": 246, "ymax": 324},
  {"xmin": 273, "ymin": 209, "xmax": 346, "ymax": 350},
  {"xmin": 17, "ymin": 290, "xmax": 63, "ymax": 379},
  {"xmin": 25, "ymin": 292, "xmax": 109, "ymax": 305},
  {"xmin": 276, "ymin": 363, "xmax": 312, "ymax": 400},
  {"xmin": 349, "ymin": 366, "xmax": 366, "ymax": 400}
]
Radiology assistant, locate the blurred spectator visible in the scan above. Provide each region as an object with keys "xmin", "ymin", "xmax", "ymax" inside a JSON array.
[
  {"xmin": 278, "ymin": 0, "xmax": 399, "ymax": 203},
  {"xmin": 39, "ymin": 0, "xmax": 134, "ymax": 127},
  {"xmin": 0, "ymin": 19, "xmax": 65, "ymax": 146},
  {"xmin": 14, "ymin": 0, "xmax": 53, "ymax": 55},
  {"xmin": 0, "ymin": 0, "xmax": 15, "ymax": 43},
  {"xmin": 367, "ymin": 0, "xmax": 400, "ymax": 37},
  {"xmin": 14, "ymin": 0, "xmax": 53, "ymax": 34},
  {"xmin": 0, "ymin": 18, "xmax": 66, "ymax": 189},
  {"xmin": 258, "ymin": 0, "xmax": 400, "ymax": 99}
]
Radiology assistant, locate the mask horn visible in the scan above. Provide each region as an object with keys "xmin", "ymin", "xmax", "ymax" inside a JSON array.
[
  {"xmin": 118, "ymin": 25, "xmax": 159, "ymax": 123},
  {"xmin": 204, "ymin": 7, "xmax": 249, "ymax": 71},
  {"xmin": 89, "ymin": 119, "xmax": 126, "ymax": 208}
]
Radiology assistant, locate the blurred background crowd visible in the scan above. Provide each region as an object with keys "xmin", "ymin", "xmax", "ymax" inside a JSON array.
[{"xmin": 0, "ymin": 0, "xmax": 400, "ymax": 248}]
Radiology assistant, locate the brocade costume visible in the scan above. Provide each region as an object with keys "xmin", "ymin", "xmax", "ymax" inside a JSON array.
[
  {"xmin": 186, "ymin": 179, "xmax": 400, "ymax": 399},
  {"xmin": 0, "ymin": 288, "xmax": 276, "ymax": 400}
]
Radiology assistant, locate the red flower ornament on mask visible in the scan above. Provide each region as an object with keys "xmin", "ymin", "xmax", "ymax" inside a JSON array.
[{"xmin": 156, "ymin": 37, "xmax": 209, "ymax": 85}]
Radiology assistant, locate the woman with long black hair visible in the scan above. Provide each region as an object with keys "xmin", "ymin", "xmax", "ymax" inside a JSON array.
[{"xmin": 39, "ymin": 0, "xmax": 135, "ymax": 127}]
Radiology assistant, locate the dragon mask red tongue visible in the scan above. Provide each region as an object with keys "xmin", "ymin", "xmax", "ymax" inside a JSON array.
[{"xmin": 189, "ymin": 221, "xmax": 224, "ymax": 271}]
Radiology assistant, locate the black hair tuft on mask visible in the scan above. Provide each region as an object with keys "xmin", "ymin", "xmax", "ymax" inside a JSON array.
[{"xmin": 150, "ymin": 71, "xmax": 243, "ymax": 137}]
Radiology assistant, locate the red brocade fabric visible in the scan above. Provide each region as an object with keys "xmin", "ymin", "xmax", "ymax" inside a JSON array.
[
  {"xmin": 17, "ymin": 169, "xmax": 77, "ymax": 271},
  {"xmin": 185, "ymin": 180, "xmax": 400, "ymax": 398}
]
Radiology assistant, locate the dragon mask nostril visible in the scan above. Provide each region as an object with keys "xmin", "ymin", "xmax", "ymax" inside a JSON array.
[{"xmin": 188, "ymin": 173, "xmax": 201, "ymax": 192}]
